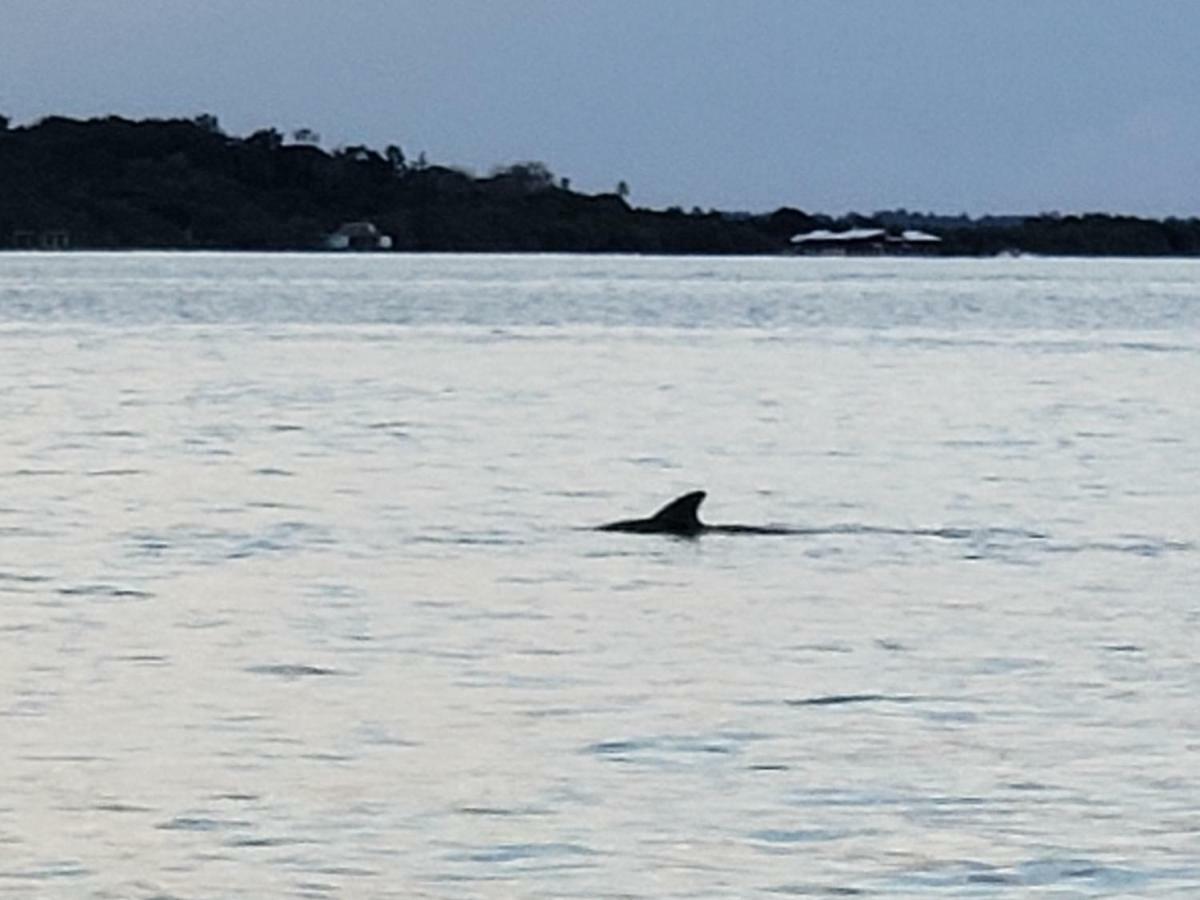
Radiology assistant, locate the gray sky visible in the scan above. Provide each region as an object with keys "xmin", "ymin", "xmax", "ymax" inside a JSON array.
[{"xmin": 3, "ymin": 0, "xmax": 1198, "ymax": 216}]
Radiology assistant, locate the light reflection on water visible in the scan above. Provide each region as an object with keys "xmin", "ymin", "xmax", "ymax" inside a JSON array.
[{"xmin": 1, "ymin": 253, "xmax": 1199, "ymax": 897}]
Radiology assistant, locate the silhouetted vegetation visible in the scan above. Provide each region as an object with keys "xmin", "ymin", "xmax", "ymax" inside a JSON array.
[
  {"xmin": 2, "ymin": 115, "xmax": 1198, "ymax": 255},
  {"xmin": 929, "ymin": 212, "xmax": 1200, "ymax": 256}
]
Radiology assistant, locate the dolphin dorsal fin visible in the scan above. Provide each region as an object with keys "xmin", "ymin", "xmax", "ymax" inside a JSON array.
[{"xmin": 649, "ymin": 491, "xmax": 706, "ymax": 532}]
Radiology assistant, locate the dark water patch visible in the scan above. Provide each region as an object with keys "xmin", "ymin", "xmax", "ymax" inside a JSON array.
[
  {"xmin": 1006, "ymin": 780, "xmax": 1051, "ymax": 792},
  {"xmin": 20, "ymin": 754, "xmax": 105, "ymax": 764},
  {"xmin": 941, "ymin": 436, "xmax": 1040, "ymax": 447},
  {"xmin": 3, "ymin": 698, "xmax": 50, "ymax": 718},
  {"xmin": 874, "ymin": 639, "xmax": 908, "ymax": 652},
  {"xmin": 226, "ymin": 538, "xmax": 287, "ymax": 559},
  {"xmin": 585, "ymin": 733, "xmax": 750, "ymax": 764},
  {"xmin": 92, "ymin": 429, "xmax": 142, "ymax": 439},
  {"xmin": 1104, "ymin": 643, "xmax": 1143, "ymax": 653},
  {"xmin": 85, "ymin": 467, "xmax": 145, "ymax": 477},
  {"xmin": 210, "ymin": 792, "xmax": 260, "ymax": 802},
  {"xmin": 1046, "ymin": 536, "xmax": 1194, "ymax": 557},
  {"xmin": 44, "ymin": 441, "xmax": 92, "ymax": 453},
  {"xmin": 1051, "ymin": 860, "xmax": 1191, "ymax": 887},
  {"xmin": 0, "ymin": 525, "xmax": 58, "ymax": 539},
  {"xmin": 412, "ymin": 533, "xmax": 521, "ymax": 547},
  {"xmin": 355, "ymin": 724, "xmax": 418, "ymax": 748},
  {"xmin": 786, "ymin": 787, "xmax": 913, "ymax": 810},
  {"xmin": 93, "ymin": 801, "xmax": 155, "ymax": 813},
  {"xmin": 413, "ymin": 599, "xmax": 456, "ymax": 609},
  {"xmin": 428, "ymin": 872, "xmax": 529, "ymax": 886},
  {"xmin": 3, "ymin": 468, "xmax": 68, "ymax": 477},
  {"xmin": 922, "ymin": 709, "xmax": 979, "ymax": 725},
  {"xmin": 965, "ymin": 871, "xmax": 1016, "ymax": 885},
  {"xmin": 750, "ymin": 828, "xmax": 848, "ymax": 845},
  {"xmin": 226, "ymin": 835, "xmax": 290, "ymax": 848},
  {"xmin": 974, "ymin": 656, "xmax": 1049, "ymax": 675},
  {"xmin": 581, "ymin": 548, "xmax": 667, "ymax": 560},
  {"xmin": 0, "ymin": 860, "xmax": 89, "ymax": 880},
  {"xmin": 497, "ymin": 573, "xmax": 563, "ymax": 586},
  {"xmin": 301, "ymin": 752, "xmax": 355, "ymax": 763},
  {"xmin": 362, "ymin": 419, "xmax": 414, "ymax": 441},
  {"xmin": 587, "ymin": 738, "xmax": 654, "ymax": 758},
  {"xmin": 156, "ymin": 815, "xmax": 250, "ymax": 832},
  {"xmin": 749, "ymin": 763, "xmax": 790, "ymax": 772},
  {"xmin": 294, "ymin": 881, "xmax": 339, "ymax": 897},
  {"xmin": 522, "ymin": 703, "xmax": 615, "ymax": 720},
  {"xmin": 294, "ymin": 865, "xmax": 379, "ymax": 878},
  {"xmin": 253, "ymin": 467, "xmax": 295, "ymax": 476},
  {"xmin": 423, "ymin": 648, "xmax": 484, "ymax": 662},
  {"xmin": 456, "ymin": 804, "xmax": 549, "ymax": 818},
  {"xmin": 515, "ymin": 646, "xmax": 569, "ymax": 657},
  {"xmin": 924, "ymin": 794, "xmax": 987, "ymax": 807},
  {"xmin": 113, "ymin": 653, "xmax": 170, "ymax": 666},
  {"xmin": 57, "ymin": 583, "xmax": 154, "ymax": 601},
  {"xmin": 786, "ymin": 693, "xmax": 920, "ymax": 707},
  {"xmin": 1116, "ymin": 339, "xmax": 1199, "ymax": 354},
  {"xmin": 245, "ymin": 663, "xmax": 343, "ymax": 678},
  {"xmin": 446, "ymin": 842, "xmax": 597, "ymax": 865},
  {"xmin": 0, "ymin": 570, "xmax": 52, "ymax": 586},
  {"xmin": 549, "ymin": 488, "xmax": 608, "ymax": 499},
  {"xmin": 188, "ymin": 445, "xmax": 234, "ymax": 457},
  {"xmin": 789, "ymin": 642, "xmax": 854, "ymax": 654},
  {"xmin": 0, "ymin": 622, "xmax": 40, "ymax": 633},
  {"xmin": 268, "ymin": 423, "xmax": 304, "ymax": 432},
  {"xmin": 611, "ymin": 577, "xmax": 682, "ymax": 592},
  {"xmin": 765, "ymin": 884, "xmax": 865, "ymax": 896},
  {"xmin": 129, "ymin": 520, "xmax": 334, "ymax": 565},
  {"xmin": 895, "ymin": 857, "xmax": 1163, "ymax": 891},
  {"xmin": 589, "ymin": 737, "xmax": 729, "ymax": 756},
  {"xmin": 626, "ymin": 455, "xmax": 680, "ymax": 468},
  {"xmin": 450, "ymin": 608, "xmax": 550, "ymax": 622},
  {"xmin": 457, "ymin": 671, "xmax": 580, "ymax": 692}
]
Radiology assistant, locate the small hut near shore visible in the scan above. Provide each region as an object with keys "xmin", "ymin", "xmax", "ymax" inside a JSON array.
[{"xmin": 324, "ymin": 221, "xmax": 393, "ymax": 251}]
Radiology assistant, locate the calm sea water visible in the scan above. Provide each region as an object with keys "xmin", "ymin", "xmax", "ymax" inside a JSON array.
[{"xmin": 2, "ymin": 253, "xmax": 1199, "ymax": 898}]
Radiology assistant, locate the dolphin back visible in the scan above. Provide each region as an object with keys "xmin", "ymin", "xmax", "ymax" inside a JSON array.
[{"xmin": 597, "ymin": 490, "xmax": 706, "ymax": 535}]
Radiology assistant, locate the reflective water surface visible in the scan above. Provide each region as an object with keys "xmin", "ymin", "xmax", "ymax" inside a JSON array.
[{"xmin": 2, "ymin": 254, "xmax": 1199, "ymax": 897}]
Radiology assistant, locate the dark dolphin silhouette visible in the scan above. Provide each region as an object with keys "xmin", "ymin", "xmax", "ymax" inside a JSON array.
[
  {"xmin": 597, "ymin": 491, "xmax": 796, "ymax": 536},
  {"xmin": 597, "ymin": 490, "xmax": 709, "ymax": 536},
  {"xmin": 597, "ymin": 491, "xmax": 1044, "ymax": 540}
]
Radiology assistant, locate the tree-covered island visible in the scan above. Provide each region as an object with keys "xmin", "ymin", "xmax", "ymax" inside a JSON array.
[{"xmin": 2, "ymin": 114, "xmax": 1199, "ymax": 256}]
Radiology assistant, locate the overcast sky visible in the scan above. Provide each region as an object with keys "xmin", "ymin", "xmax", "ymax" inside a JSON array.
[{"xmin": 2, "ymin": 0, "xmax": 1198, "ymax": 216}]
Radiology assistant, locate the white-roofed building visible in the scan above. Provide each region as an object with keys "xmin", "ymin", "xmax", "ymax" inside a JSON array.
[{"xmin": 789, "ymin": 227, "xmax": 942, "ymax": 255}]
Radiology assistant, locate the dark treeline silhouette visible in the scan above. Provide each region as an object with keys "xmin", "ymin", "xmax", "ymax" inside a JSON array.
[{"xmin": 2, "ymin": 115, "xmax": 1199, "ymax": 255}]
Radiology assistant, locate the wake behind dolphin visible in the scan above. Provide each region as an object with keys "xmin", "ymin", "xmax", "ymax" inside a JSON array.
[{"xmin": 596, "ymin": 490, "xmax": 1044, "ymax": 540}]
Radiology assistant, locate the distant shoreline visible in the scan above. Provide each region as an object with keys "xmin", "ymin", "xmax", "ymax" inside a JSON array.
[
  {"xmin": 6, "ymin": 249, "xmax": 1200, "ymax": 265},
  {"xmin": 3, "ymin": 114, "xmax": 1199, "ymax": 257}
]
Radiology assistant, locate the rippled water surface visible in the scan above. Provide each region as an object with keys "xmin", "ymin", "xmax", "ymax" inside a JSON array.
[{"xmin": 2, "ymin": 253, "xmax": 1199, "ymax": 897}]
